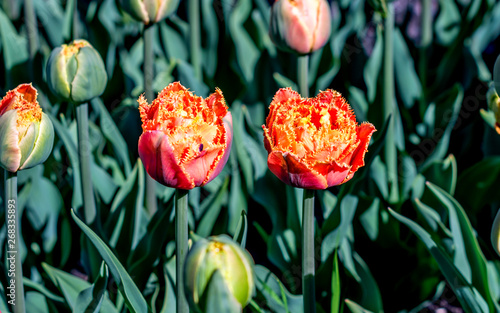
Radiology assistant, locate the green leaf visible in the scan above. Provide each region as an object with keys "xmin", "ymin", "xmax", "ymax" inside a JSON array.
[
  {"xmin": 41, "ymin": 263, "xmax": 118, "ymax": 313},
  {"xmin": 425, "ymin": 182, "xmax": 498, "ymax": 311},
  {"xmin": 331, "ymin": 250, "xmax": 341, "ymax": 313},
  {"xmin": 0, "ymin": 7, "xmax": 28, "ymax": 70},
  {"xmin": 233, "ymin": 210, "xmax": 248, "ymax": 248},
  {"xmin": 228, "ymin": 0, "xmax": 260, "ymax": 83},
  {"xmin": 25, "ymin": 292, "xmax": 49, "ymax": 313},
  {"xmin": 128, "ymin": 199, "xmax": 175, "ymax": 290},
  {"xmin": 91, "ymin": 98, "xmax": 132, "ymax": 175},
  {"xmin": 228, "ymin": 153, "xmax": 248, "ymax": 235},
  {"xmin": 321, "ymin": 195, "xmax": 359, "ymax": 261},
  {"xmin": 435, "ymin": 0, "xmax": 461, "ymax": 45},
  {"xmin": 388, "ymin": 208, "xmax": 490, "ymax": 313},
  {"xmin": 197, "ymin": 177, "xmax": 229, "ymax": 237},
  {"xmin": 421, "ymin": 85, "xmax": 463, "ymax": 169},
  {"xmin": 255, "ymin": 265, "xmax": 303, "ymax": 313},
  {"xmin": 74, "ymin": 262, "xmax": 109, "ymax": 313},
  {"xmin": 456, "ymin": 156, "xmax": 500, "ymax": 211},
  {"xmin": 363, "ymin": 24, "xmax": 383, "ymax": 103},
  {"xmin": 71, "ymin": 210, "xmax": 149, "ymax": 313},
  {"xmin": 273, "ymin": 72, "xmax": 299, "ymax": 91},
  {"xmin": 353, "ymin": 253, "xmax": 383, "ymax": 313},
  {"xmin": 23, "ymin": 278, "xmax": 65, "ymax": 304},
  {"xmin": 49, "ymin": 115, "xmax": 82, "ymax": 210},
  {"xmin": 393, "ymin": 28, "xmax": 422, "ymax": 109},
  {"xmin": 345, "ymin": 299, "xmax": 374, "ymax": 313},
  {"xmin": 201, "ymin": 0, "xmax": 219, "ymax": 78},
  {"xmin": 421, "ymin": 154, "xmax": 457, "ymax": 195}
]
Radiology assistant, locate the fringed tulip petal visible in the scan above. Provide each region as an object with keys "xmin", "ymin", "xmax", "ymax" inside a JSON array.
[
  {"xmin": 263, "ymin": 88, "xmax": 375, "ymax": 189},
  {"xmin": 138, "ymin": 82, "xmax": 232, "ymax": 189}
]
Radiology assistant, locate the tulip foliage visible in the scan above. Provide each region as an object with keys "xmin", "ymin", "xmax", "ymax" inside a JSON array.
[{"xmin": 1, "ymin": 0, "xmax": 500, "ymax": 313}]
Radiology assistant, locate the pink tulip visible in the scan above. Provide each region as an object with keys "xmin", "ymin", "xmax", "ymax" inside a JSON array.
[
  {"xmin": 270, "ymin": 0, "xmax": 332, "ymax": 55},
  {"xmin": 138, "ymin": 82, "xmax": 232, "ymax": 190}
]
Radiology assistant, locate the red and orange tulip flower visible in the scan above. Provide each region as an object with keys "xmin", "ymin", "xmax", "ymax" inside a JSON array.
[
  {"xmin": 138, "ymin": 82, "xmax": 233, "ymax": 190},
  {"xmin": 263, "ymin": 88, "xmax": 376, "ymax": 189}
]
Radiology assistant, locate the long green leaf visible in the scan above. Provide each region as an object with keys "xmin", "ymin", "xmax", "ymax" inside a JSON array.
[
  {"xmin": 71, "ymin": 210, "xmax": 149, "ymax": 313},
  {"xmin": 389, "ymin": 208, "xmax": 488, "ymax": 313},
  {"xmin": 426, "ymin": 182, "xmax": 498, "ymax": 311}
]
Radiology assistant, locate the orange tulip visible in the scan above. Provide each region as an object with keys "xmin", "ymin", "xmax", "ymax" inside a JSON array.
[
  {"xmin": 138, "ymin": 82, "xmax": 232, "ymax": 190},
  {"xmin": 263, "ymin": 88, "xmax": 376, "ymax": 189}
]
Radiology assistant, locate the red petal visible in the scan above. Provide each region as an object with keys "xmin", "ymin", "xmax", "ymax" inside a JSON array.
[
  {"xmin": 202, "ymin": 112, "xmax": 233, "ymax": 186},
  {"xmin": 341, "ymin": 122, "xmax": 376, "ymax": 183},
  {"xmin": 268, "ymin": 151, "xmax": 327, "ymax": 189},
  {"xmin": 272, "ymin": 88, "xmax": 301, "ymax": 104},
  {"xmin": 138, "ymin": 131, "xmax": 194, "ymax": 189},
  {"xmin": 313, "ymin": 161, "xmax": 351, "ymax": 187}
]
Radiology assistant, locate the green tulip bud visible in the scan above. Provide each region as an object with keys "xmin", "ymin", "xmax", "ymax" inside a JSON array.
[
  {"xmin": 184, "ymin": 235, "xmax": 255, "ymax": 312},
  {"xmin": 117, "ymin": 0, "xmax": 180, "ymax": 25},
  {"xmin": 492, "ymin": 209, "xmax": 500, "ymax": 257},
  {"xmin": 46, "ymin": 39, "xmax": 107, "ymax": 104},
  {"xmin": 270, "ymin": 0, "xmax": 332, "ymax": 55},
  {"xmin": 0, "ymin": 84, "xmax": 54, "ymax": 172},
  {"xmin": 487, "ymin": 85, "xmax": 500, "ymax": 134}
]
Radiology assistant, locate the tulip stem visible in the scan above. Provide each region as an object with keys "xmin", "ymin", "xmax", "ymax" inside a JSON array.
[
  {"xmin": 24, "ymin": 0, "xmax": 38, "ymax": 81},
  {"xmin": 76, "ymin": 103, "xmax": 96, "ymax": 224},
  {"xmin": 383, "ymin": 3, "xmax": 399, "ymax": 204},
  {"xmin": 419, "ymin": 0, "xmax": 432, "ymax": 116},
  {"xmin": 298, "ymin": 55, "xmax": 309, "ymax": 98},
  {"xmin": 302, "ymin": 188, "xmax": 316, "ymax": 313},
  {"xmin": 189, "ymin": 0, "xmax": 202, "ymax": 80},
  {"xmin": 175, "ymin": 188, "xmax": 189, "ymax": 313},
  {"xmin": 4, "ymin": 170, "xmax": 26, "ymax": 313},
  {"xmin": 143, "ymin": 24, "xmax": 158, "ymax": 216}
]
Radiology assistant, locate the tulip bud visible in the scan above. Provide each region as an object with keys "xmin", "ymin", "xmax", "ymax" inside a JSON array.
[
  {"xmin": 117, "ymin": 0, "xmax": 180, "ymax": 25},
  {"xmin": 270, "ymin": 0, "xmax": 332, "ymax": 55},
  {"xmin": 487, "ymin": 85, "xmax": 500, "ymax": 134},
  {"xmin": 184, "ymin": 235, "xmax": 255, "ymax": 311},
  {"xmin": 492, "ymin": 209, "xmax": 500, "ymax": 257},
  {"xmin": 0, "ymin": 84, "xmax": 54, "ymax": 173},
  {"xmin": 46, "ymin": 39, "xmax": 107, "ymax": 104}
]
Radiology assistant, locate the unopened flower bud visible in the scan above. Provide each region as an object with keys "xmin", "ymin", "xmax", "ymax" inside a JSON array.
[
  {"xmin": 46, "ymin": 39, "xmax": 107, "ymax": 104},
  {"xmin": 0, "ymin": 84, "xmax": 54, "ymax": 172},
  {"xmin": 184, "ymin": 235, "xmax": 255, "ymax": 311},
  {"xmin": 117, "ymin": 0, "xmax": 180, "ymax": 25},
  {"xmin": 270, "ymin": 0, "xmax": 332, "ymax": 55}
]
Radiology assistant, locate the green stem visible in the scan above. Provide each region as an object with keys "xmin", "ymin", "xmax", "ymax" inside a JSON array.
[
  {"xmin": 143, "ymin": 25, "xmax": 158, "ymax": 216},
  {"xmin": 72, "ymin": 0, "xmax": 78, "ymax": 40},
  {"xmin": 302, "ymin": 188, "xmax": 316, "ymax": 313},
  {"xmin": 189, "ymin": 0, "xmax": 202, "ymax": 80},
  {"xmin": 24, "ymin": 0, "xmax": 38, "ymax": 81},
  {"xmin": 4, "ymin": 171, "xmax": 26, "ymax": 313},
  {"xmin": 76, "ymin": 103, "xmax": 96, "ymax": 224},
  {"xmin": 298, "ymin": 55, "xmax": 309, "ymax": 98},
  {"xmin": 418, "ymin": 0, "xmax": 432, "ymax": 116},
  {"xmin": 175, "ymin": 189, "xmax": 189, "ymax": 313},
  {"xmin": 383, "ymin": 4, "xmax": 399, "ymax": 204}
]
